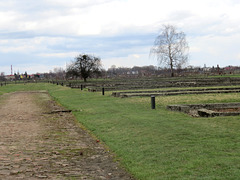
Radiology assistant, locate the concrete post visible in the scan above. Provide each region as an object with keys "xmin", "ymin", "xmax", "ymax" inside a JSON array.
[
  {"xmin": 102, "ymin": 87, "xmax": 105, "ymax": 95},
  {"xmin": 151, "ymin": 96, "xmax": 156, "ymax": 109}
]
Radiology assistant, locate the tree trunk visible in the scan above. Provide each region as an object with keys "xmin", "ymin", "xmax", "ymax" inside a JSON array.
[{"xmin": 170, "ymin": 58, "xmax": 174, "ymax": 77}]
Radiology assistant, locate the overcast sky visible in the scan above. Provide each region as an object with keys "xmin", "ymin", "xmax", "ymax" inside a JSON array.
[{"xmin": 1, "ymin": 0, "xmax": 240, "ymax": 74}]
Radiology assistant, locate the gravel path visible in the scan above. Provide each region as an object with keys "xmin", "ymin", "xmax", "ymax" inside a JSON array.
[{"xmin": 0, "ymin": 91, "xmax": 134, "ymax": 180}]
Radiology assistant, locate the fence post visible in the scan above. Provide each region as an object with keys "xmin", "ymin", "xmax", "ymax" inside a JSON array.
[
  {"xmin": 102, "ymin": 87, "xmax": 105, "ymax": 95},
  {"xmin": 151, "ymin": 96, "xmax": 156, "ymax": 109}
]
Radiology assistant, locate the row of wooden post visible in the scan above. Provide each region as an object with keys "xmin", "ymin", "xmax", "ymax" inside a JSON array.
[
  {"xmin": 52, "ymin": 82, "xmax": 156, "ymax": 109},
  {"xmin": 101, "ymin": 87, "xmax": 156, "ymax": 109},
  {"xmin": 1, "ymin": 82, "xmax": 7, "ymax": 86}
]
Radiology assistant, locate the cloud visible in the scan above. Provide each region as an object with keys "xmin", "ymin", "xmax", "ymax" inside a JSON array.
[
  {"xmin": 0, "ymin": 36, "xmax": 65, "ymax": 54},
  {"xmin": 0, "ymin": 0, "xmax": 239, "ymax": 37},
  {"xmin": 103, "ymin": 53, "xmax": 156, "ymax": 69},
  {"xmin": 189, "ymin": 33, "xmax": 240, "ymax": 67},
  {"xmin": 38, "ymin": 52, "xmax": 78, "ymax": 58},
  {"xmin": 133, "ymin": 54, "xmax": 140, "ymax": 59},
  {"xmin": 2, "ymin": 0, "xmax": 240, "ymax": 38},
  {"xmin": 1, "ymin": 0, "xmax": 240, "ymax": 75}
]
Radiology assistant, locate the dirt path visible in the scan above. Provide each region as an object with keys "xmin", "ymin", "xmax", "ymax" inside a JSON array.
[{"xmin": 0, "ymin": 91, "xmax": 134, "ymax": 180}]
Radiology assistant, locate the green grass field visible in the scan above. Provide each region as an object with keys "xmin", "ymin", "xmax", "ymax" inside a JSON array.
[{"xmin": 1, "ymin": 83, "xmax": 240, "ymax": 179}]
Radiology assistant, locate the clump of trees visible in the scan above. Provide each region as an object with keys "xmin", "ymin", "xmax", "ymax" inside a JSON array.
[
  {"xmin": 0, "ymin": 72, "xmax": 5, "ymax": 81},
  {"xmin": 66, "ymin": 54, "xmax": 102, "ymax": 82},
  {"xmin": 150, "ymin": 24, "xmax": 189, "ymax": 77}
]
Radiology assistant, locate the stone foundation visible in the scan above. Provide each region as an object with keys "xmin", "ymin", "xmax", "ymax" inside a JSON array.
[{"xmin": 167, "ymin": 103, "xmax": 240, "ymax": 117}]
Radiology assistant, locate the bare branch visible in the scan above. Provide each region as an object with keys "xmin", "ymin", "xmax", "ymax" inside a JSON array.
[
  {"xmin": 66, "ymin": 54, "xmax": 102, "ymax": 82},
  {"xmin": 150, "ymin": 24, "xmax": 189, "ymax": 77}
]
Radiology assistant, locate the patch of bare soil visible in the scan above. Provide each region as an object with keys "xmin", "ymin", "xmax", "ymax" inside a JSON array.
[{"xmin": 0, "ymin": 91, "xmax": 134, "ymax": 180}]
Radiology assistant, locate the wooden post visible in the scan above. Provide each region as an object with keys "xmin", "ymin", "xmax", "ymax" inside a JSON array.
[
  {"xmin": 151, "ymin": 96, "xmax": 155, "ymax": 109},
  {"xmin": 102, "ymin": 87, "xmax": 105, "ymax": 95}
]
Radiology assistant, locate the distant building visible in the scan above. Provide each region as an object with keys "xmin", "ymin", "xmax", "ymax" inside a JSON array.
[{"xmin": 5, "ymin": 75, "xmax": 15, "ymax": 80}]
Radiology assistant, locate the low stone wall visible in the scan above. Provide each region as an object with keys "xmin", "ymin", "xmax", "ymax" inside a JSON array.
[
  {"xmin": 167, "ymin": 103, "xmax": 240, "ymax": 117},
  {"xmin": 68, "ymin": 77, "xmax": 240, "ymax": 92},
  {"xmin": 112, "ymin": 87, "xmax": 240, "ymax": 98}
]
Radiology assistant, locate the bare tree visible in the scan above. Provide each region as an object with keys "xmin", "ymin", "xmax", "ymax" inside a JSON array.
[
  {"xmin": 66, "ymin": 54, "xmax": 102, "ymax": 82},
  {"xmin": 53, "ymin": 67, "xmax": 66, "ymax": 80},
  {"xmin": 0, "ymin": 72, "xmax": 5, "ymax": 81},
  {"xmin": 150, "ymin": 24, "xmax": 189, "ymax": 77}
]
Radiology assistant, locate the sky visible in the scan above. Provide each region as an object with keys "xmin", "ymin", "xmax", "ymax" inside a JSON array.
[{"xmin": 0, "ymin": 0, "xmax": 240, "ymax": 75}]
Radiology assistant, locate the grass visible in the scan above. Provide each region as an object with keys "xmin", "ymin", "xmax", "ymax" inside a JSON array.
[
  {"xmin": 209, "ymin": 74, "xmax": 240, "ymax": 78},
  {"xmin": 1, "ymin": 83, "xmax": 240, "ymax": 179}
]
